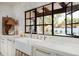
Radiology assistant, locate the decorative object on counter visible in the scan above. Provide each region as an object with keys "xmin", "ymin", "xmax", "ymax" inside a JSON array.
[{"xmin": 2, "ymin": 16, "xmax": 19, "ymax": 35}]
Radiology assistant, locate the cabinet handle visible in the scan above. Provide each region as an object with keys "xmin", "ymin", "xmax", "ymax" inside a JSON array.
[{"xmin": 36, "ymin": 49, "xmax": 50, "ymax": 54}]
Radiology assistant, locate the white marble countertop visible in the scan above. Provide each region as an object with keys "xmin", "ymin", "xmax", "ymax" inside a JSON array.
[
  {"xmin": 0, "ymin": 35, "xmax": 79, "ymax": 56},
  {"xmin": 31, "ymin": 39, "xmax": 79, "ymax": 56},
  {"xmin": 15, "ymin": 37, "xmax": 79, "ymax": 56}
]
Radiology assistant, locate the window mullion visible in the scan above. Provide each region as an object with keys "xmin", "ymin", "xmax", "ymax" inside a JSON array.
[
  {"xmin": 71, "ymin": 2, "xmax": 73, "ymax": 35},
  {"xmin": 43, "ymin": 6, "xmax": 44, "ymax": 35},
  {"xmin": 65, "ymin": 3, "xmax": 67, "ymax": 35},
  {"xmin": 52, "ymin": 3, "xmax": 54, "ymax": 35}
]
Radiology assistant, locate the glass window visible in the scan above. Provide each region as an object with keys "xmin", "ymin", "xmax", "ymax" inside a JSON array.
[
  {"xmin": 66, "ymin": 15, "xmax": 71, "ymax": 24},
  {"xmin": 36, "ymin": 7, "xmax": 43, "ymax": 17},
  {"xmin": 66, "ymin": 14, "xmax": 72, "ymax": 34},
  {"xmin": 54, "ymin": 13, "xmax": 65, "ymax": 35},
  {"xmin": 31, "ymin": 26, "xmax": 35, "ymax": 34},
  {"xmin": 37, "ymin": 17, "xmax": 43, "ymax": 25},
  {"xmin": 25, "ymin": 2, "xmax": 79, "ymax": 37},
  {"xmin": 66, "ymin": 3, "xmax": 72, "ymax": 35},
  {"xmin": 54, "ymin": 3, "xmax": 62, "ymax": 10},
  {"xmin": 31, "ymin": 18, "xmax": 35, "ymax": 25},
  {"xmin": 26, "ymin": 26, "xmax": 30, "ymax": 33},
  {"xmin": 26, "ymin": 12, "xmax": 30, "ymax": 18},
  {"xmin": 43, "ymin": 4, "xmax": 52, "ymax": 35},
  {"xmin": 44, "ymin": 4, "xmax": 52, "ymax": 12},
  {"xmin": 44, "ymin": 25, "xmax": 52, "ymax": 35},
  {"xmin": 66, "ymin": 24, "xmax": 71, "ymax": 34},
  {"xmin": 26, "ymin": 19, "xmax": 30, "ymax": 25},
  {"xmin": 36, "ymin": 7, "xmax": 43, "ymax": 34},
  {"xmin": 44, "ymin": 15, "xmax": 52, "ymax": 24},
  {"xmin": 37, "ymin": 26, "xmax": 43, "ymax": 34},
  {"xmin": 31, "ymin": 10, "xmax": 35, "ymax": 18},
  {"xmin": 37, "ymin": 7, "xmax": 43, "ymax": 14},
  {"xmin": 73, "ymin": 24, "xmax": 79, "ymax": 36},
  {"xmin": 73, "ymin": 11, "xmax": 79, "ymax": 23},
  {"xmin": 72, "ymin": 8, "xmax": 79, "ymax": 36}
]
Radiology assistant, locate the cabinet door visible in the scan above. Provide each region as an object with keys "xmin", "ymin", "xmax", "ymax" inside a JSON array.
[
  {"xmin": 7, "ymin": 39, "xmax": 11, "ymax": 56},
  {"xmin": 3, "ymin": 39, "xmax": 8, "ymax": 56},
  {"xmin": 1, "ymin": 39, "xmax": 7, "ymax": 56},
  {"xmin": 11, "ymin": 40, "xmax": 15, "ymax": 56},
  {"xmin": 1, "ymin": 39, "xmax": 5, "ymax": 55},
  {"xmin": 7, "ymin": 39, "xmax": 15, "ymax": 56},
  {"xmin": 0, "ymin": 38, "xmax": 15, "ymax": 56}
]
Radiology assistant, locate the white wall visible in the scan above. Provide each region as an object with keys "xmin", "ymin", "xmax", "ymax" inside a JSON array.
[
  {"xmin": 0, "ymin": 2, "xmax": 50, "ymax": 35},
  {"xmin": 0, "ymin": 4, "xmax": 14, "ymax": 34}
]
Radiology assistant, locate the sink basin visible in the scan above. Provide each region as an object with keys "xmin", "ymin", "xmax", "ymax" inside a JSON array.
[{"xmin": 15, "ymin": 37, "xmax": 32, "ymax": 55}]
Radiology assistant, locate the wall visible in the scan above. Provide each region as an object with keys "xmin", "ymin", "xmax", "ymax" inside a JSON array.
[
  {"xmin": 0, "ymin": 4, "xmax": 14, "ymax": 34},
  {"xmin": 0, "ymin": 2, "xmax": 50, "ymax": 35}
]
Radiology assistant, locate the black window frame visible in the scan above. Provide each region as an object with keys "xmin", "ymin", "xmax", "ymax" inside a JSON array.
[{"xmin": 25, "ymin": 2, "xmax": 79, "ymax": 38}]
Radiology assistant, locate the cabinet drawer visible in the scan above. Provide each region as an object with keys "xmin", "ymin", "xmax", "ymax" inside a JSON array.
[
  {"xmin": 35, "ymin": 49, "xmax": 56, "ymax": 56},
  {"xmin": 32, "ymin": 46, "xmax": 56, "ymax": 56}
]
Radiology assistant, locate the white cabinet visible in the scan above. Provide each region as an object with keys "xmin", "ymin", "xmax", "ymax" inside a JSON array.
[
  {"xmin": 0, "ymin": 37, "xmax": 15, "ymax": 56},
  {"xmin": 0, "ymin": 38, "xmax": 7, "ymax": 55},
  {"xmin": 7, "ymin": 39, "xmax": 15, "ymax": 56},
  {"xmin": 15, "ymin": 38, "xmax": 32, "ymax": 56}
]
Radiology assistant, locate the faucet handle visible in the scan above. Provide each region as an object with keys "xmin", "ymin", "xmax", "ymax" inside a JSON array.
[{"xmin": 44, "ymin": 36, "xmax": 47, "ymax": 40}]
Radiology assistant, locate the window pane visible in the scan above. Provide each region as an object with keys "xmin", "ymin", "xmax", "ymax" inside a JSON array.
[
  {"xmin": 67, "ymin": 14, "xmax": 71, "ymax": 24},
  {"xmin": 36, "ymin": 7, "xmax": 43, "ymax": 17},
  {"xmin": 66, "ymin": 3, "xmax": 71, "ymax": 24},
  {"xmin": 66, "ymin": 3, "xmax": 72, "ymax": 35},
  {"xmin": 44, "ymin": 25, "xmax": 52, "ymax": 35},
  {"xmin": 44, "ymin": 4, "xmax": 52, "ymax": 12},
  {"xmin": 26, "ymin": 19, "xmax": 30, "ymax": 25},
  {"xmin": 73, "ymin": 24, "xmax": 79, "ymax": 36},
  {"xmin": 73, "ymin": 11, "xmax": 79, "ymax": 23},
  {"xmin": 31, "ymin": 18, "xmax": 35, "ymax": 25},
  {"xmin": 66, "ymin": 3, "xmax": 71, "ymax": 15},
  {"xmin": 37, "ymin": 26, "xmax": 43, "ymax": 34},
  {"xmin": 31, "ymin": 10, "xmax": 35, "ymax": 18},
  {"xmin": 31, "ymin": 26, "xmax": 35, "ymax": 34},
  {"xmin": 73, "ymin": 2, "xmax": 79, "ymax": 6},
  {"xmin": 26, "ymin": 12, "xmax": 30, "ymax": 18},
  {"xmin": 72, "ymin": 4, "xmax": 79, "ymax": 36},
  {"xmin": 26, "ymin": 26, "xmax": 30, "ymax": 32},
  {"xmin": 54, "ymin": 13, "xmax": 65, "ymax": 35},
  {"xmin": 67, "ymin": 25, "xmax": 71, "ymax": 34},
  {"xmin": 44, "ymin": 15, "xmax": 52, "ymax": 24},
  {"xmin": 54, "ymin": 3, "xmax": 62, "ymax": 10},
  {"xmin": 37, "ymin": 7, "xmax": 43, "ymax": 13},
  {"xmin": 65, "ymin": 2, "xmax": 70, "ymax": 5},
  {"xmin": 37, "ymin": 17, "xmax": 43, "ymax": 25}
]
